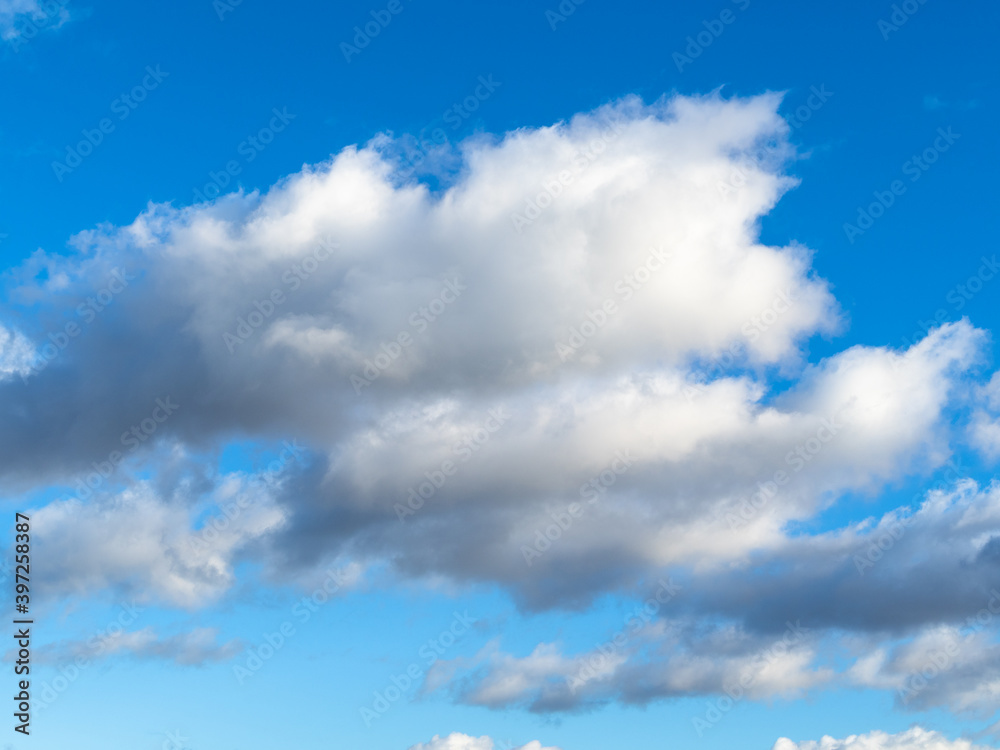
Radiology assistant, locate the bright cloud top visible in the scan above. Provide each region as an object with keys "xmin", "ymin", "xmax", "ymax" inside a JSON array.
[{"xmin": 2, "ymin": 92, "xmax": 998, "ymax": 721}]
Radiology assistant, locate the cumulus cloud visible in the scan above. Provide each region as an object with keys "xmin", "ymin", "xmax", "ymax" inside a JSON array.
[
  {"xmin": 2, "ymin": 92, "xmax": 836, "ymax": 490},
  {"xmin": 678, "ymin": 480, "xmax": 1000, "ymax": 633},
  {"xmin": 32, "ymin": 469, "xmax": 288, "ymax": 607},
  {"xmin": 772, "ymin": 727, "xmax": 994, "ymax": 750},
  {"xmin": 427, "ymin": 618, "xmax": 829, "ymax": 713},
  {"xmin": 846, "ymin": 618, "xmax": 1000, "ymax": 716},
  {"xmin": 424, "ymin": 481, "xmax": 1000, "ymax": 713},
  {"xmin": 2, "ymin": 92, "xmax": 999, "ymax": 717},
  {"xmin": 256, "ymin": 319, "xmax": 982, "ymax": 613},
  {"xmin": 3, "ymin": 93, "xmax": 992, "ymax": 610},
  {"xmin": 407, "ymin": 734, "xmax": 559, "ymax": 750}
]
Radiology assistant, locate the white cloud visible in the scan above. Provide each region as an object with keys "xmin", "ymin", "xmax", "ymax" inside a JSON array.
[
  {"xmin": 33, "ymin": 469, "xmax": 288, "ymax": 607},
  {"xmin": 846, "ymin": 620, "xmax": 1000, "ymax": 716},
  {"xmin": 427, "ymin": 618, "xmax": 830, "ymax": 712},
  {"xmin": 772, "ymin": 727, "xmax": 993, "ymax": 750},
  {"xmin": 2, "ymin": 93, "xmax": 999, "ymax": 723},
  {"xmin": 407, "ymin": 734, "xmax": 559, "ymax": 750},
  {"xmin": 3, "ymin": 92, "xmax": 992, "ymax": 612},
  {"xmin": 0, "ymin": 323, "xmax": 34, "ymax": 381},
  {"xmin": 0, "ymin": 92, "xmax": 857, "ymax": 605}
]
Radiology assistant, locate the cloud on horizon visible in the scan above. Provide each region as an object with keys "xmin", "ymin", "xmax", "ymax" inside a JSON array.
[{"xmin": 773, "ymin": 727, "xmax": 995, "ymax": 750}]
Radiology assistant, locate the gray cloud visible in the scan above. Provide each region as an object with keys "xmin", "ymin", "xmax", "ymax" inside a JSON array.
[{"xmin": 2, "ymin": 93, "xmax": 1000, "ymax": 720}]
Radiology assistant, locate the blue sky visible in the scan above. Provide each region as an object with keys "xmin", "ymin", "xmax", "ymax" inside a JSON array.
[{"xmin": 2, "ymin": 1, "xmax": 1000, "ymax": 749}]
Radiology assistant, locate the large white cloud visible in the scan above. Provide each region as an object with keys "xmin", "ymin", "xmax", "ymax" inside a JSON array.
[
  {"xmin": 3, "ymin": 92, "xmax": 1000, "ymax": 719},
  {"xmin": 3, "ymin": 93, "xmax": 989, "ymax": 605}
]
